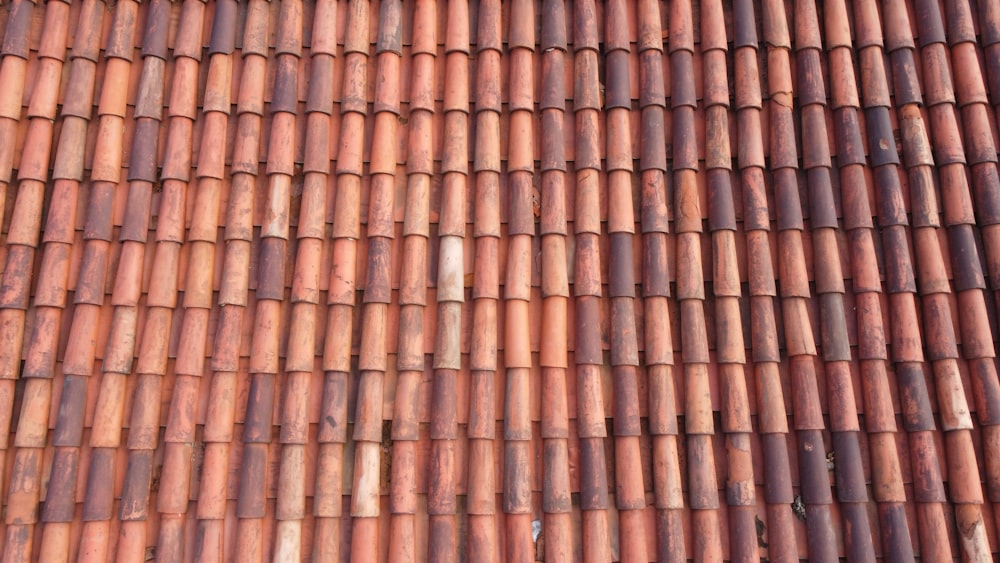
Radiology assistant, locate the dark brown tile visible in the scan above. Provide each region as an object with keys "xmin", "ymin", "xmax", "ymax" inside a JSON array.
[
  {"xmin": 913, "ymin": 0, "xmax": 946, "ymax": 47},
  {"xmin": 948, "ymin": 225, "xmax": 986, "ymax": 291},
  {"xmin": 79, "ymin": 447, "xmax": 116, "ymax": 522},
  {"xmin": 731, "ymin": 0, "xmax": 757, "ymax": 48},
  {"xmin": 234, "ymin": 442, "xmax": 267, "ymax": 519},
  {"xmin": 693, "ymin": 0, "xmax": 723, "ymax": 52},
  {"xmin": 669, "ymin": 50, "xmax": 697, "ymax": 110},
  {"xmin": 966, "ymin": 357, "xmax": 1000, "ymax": 429},
  {"xmin": 0, "ymin": 0, "xmax": 32, "ymax": 60}
]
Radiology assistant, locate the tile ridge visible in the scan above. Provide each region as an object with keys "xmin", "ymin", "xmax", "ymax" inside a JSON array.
[
  {"xmin": 950, "ymin": 24, "xmax": 1000, "ymax": 281},
  {"xmin": 983, "ymin": 0, "xmax": 1000, "ymax": 204},
  {"xmin": 279, "ymin": 2, "xmax": 336, "ymax": 559},
  {"xmin": 48, "ymin": 1, "xmax": 163, "ymax": 557},
  {"xmin": 672, "ymin": 0, "xmax": 721, "ymax": 557},
  {"xmin": 43, "ymin": 0, "xmax": 145, "ymax": 558},
  {"xmin": 432, "ymin": 1, "xmax": 491, "ymax": 559},
  {"xmin": 389, "ymin": 2, "xmax": 432, "ymax": 561},
  {"xmin": 4, "ymin": 5, "xmax": 72, "ymax": 376},
  {"xmin": 193, "ymin": 2, "xmax": 269, "ymax": 559},
  {"xmin": 833, "ymin": 99, "xmax": 917, "ymax": 563},
  {"xmin": 466, "ymin": 0, "xmax": 534, "ymax": 560},
  {"xmin": 350, "ymin": 1, "xmax": 399, "ymax": 559},
  {"xmin": 538, "ymin": 2, "xmax": 573, "ymax": 560},
  {"xmin": 500, "ymin": 0, "xmax": 535, "ymax": 558},
  {"xmin": 315, "ymin": 0, "xmax": 367, "ymax": 558},
  {"xmin": 572, "ymin": 1, "xmax": 613, "ymax": 560},
  {"xmin": 928, "ymin": 0, "xmax": 1000, "ymax": 428},
  {"xmin": 39, "ymin": 0, "xmax": 142, "ymax": 558},
  {"xmin": 387, "ymin": 2, "xmax": 433, "ymax": 561},
  {"xmin": 1, "ymin": 2, "xmax": 98, "ymax": 559},
  {"xmin": 271, "ymin": 9, "xmax": 319, "ymax": 554},
  {"xmin": 889, "ymin": 2, "xmax": 1000, "ymax": 557},
  {"xmin": 502, "ymin": 0, "xmax": 536, "ymax": 558},
  {"xmin": 737, "ymin": 135, "xmax": 799, "ymax": 563},
  {"xmin": 732, "ymin": 0, "xmax": 799, "ymax": 557},
  {"xmin": 0, "ymin": 0, "xmax": 76, "ymax": 382},
  {"xmin": 854, "ymin": 1, "xmax": 960, "ymax": 559},
  {"xmin": 0, "ymin": 1, "xmax": 69, "ymax": 559},
  {"xmin": 108, "ymin": 2, "xmax": 204, "ymax": 561},
  {"xmin": 796, "ymin": 2, "xmax": 881, "ymax": 560},
  {"xmin": 760, "ymin": 1, "xmax": 841, "ymax": 558},
  {"xmin": 238, "ymin": 0, "xmax": 302, "ymax": 559},
  {"xmin": 824, "ymin": 0, "xmax": 919, "ymax": 559},
  {"xmin": 703, "ymin": 0, "xmax": 762, "ymax": 557},
  {"xmin": 636, "ymin": 1, "xmax": 684, "ymax": 559},
  {"xmin": 154, "ymin": 8, "xmax": 237, "ymax": 561},
  {"xmin": 0, "ymin": 0, "xmax": 33, "ymax": 115},
  {"xmin": 468, "ymin": 0, "xmax": 498, "ymax": 368},
  {"xmin": 424, "ymin": 3, "xmax": 462, "ymax": 560},
  {"xmin": 0, "ymin": 0, "xmax": 35, "ymax": 229},
  {"xmin": 603, "ymin": 3, "xmax": 651, "ymax": 561}
]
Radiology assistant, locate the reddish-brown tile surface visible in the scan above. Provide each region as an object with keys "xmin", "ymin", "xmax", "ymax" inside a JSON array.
[{"xmin": 1, "ymin": 0, "xmax": 1000, "ymax": 560}]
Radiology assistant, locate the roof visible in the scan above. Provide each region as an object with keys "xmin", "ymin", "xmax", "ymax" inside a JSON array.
[{"xmin": 0, "ymin": 0, "xmax": 999, "ymax": 560}]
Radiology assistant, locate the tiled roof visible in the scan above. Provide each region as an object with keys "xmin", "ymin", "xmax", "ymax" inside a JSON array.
[{"xmin": 0, "ymin": 0, "xmax": 999, "ymax": 560}]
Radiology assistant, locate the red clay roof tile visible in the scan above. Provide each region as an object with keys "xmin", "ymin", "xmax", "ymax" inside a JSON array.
[{"xmin": 0, "ymin": 0, "xmax": 999, "ymax": 560}]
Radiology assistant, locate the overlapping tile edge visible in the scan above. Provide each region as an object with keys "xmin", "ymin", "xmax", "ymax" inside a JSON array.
[{"xmin": 0, "ymin": 0, "xmax": 997, "ymax": 561}]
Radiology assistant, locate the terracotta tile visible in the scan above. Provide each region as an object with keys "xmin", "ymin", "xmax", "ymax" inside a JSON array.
[
  {"xmin": 847, "ymin": 0, "xmax": 881, "ymax": 50},
  {"xmin": 725, "ymin": 0, "xmax": 755, "ymax": 49},
  {"xmin": 125, "ymin": 120, "xmax": 160, "ymax": 184},
  {"xmin": 984, "ymin": 425, "xmax": 1000, "ymax": 496},
  {"xmin": 139, "ymin": 4, "xmax": 170, "ymax": 58},
  {"xmin": 959, "ymin": 106, "xmax": 997, "ymax": 169},
  {"xmin": 15, "ymin": 109, "xmax": 58, "ymax": 183},
  {"xmin": 702, "ymin": 107, "xmax": 731, "ymax": 174},
  {"xmin": 666, "ymin": 50, "xmax": 698, "ymax": 111},
  {"xmin": 822, "ymin": 54, "xmax": 857, "ymax": 111},
  {"xmin": 233, "ymin": 441, "xmax": 267, "ymax": 519},
  {"xmin": 0, "ymin": 52, "xmax": 27, "ymax": 124},
  {"xmin": 985, "ymin": 45, "xmax": 1000, "ymax": 106},
  {"xmin": 118, "ymin": 449, "xmax": 156, "ymax": 521},
  {"xmin": 981, "ymin": 0, "xmax": 1000, "ymax": 43},
  {"xmin": 0, "ymin": 0, "xmax": 33, "ymax": 59},
  {"xmin": 876, "ymin": 204, "xmax": 916, "ymax": 280},
  {"xmin": 947, "ymin": 46, "xmax": 987, "ymax": 108},
  {"xmin": 909, "ymin": 0, "xmax": 946, "ymax": 48},
  {"xmin": 801, "ymin": 110, "xmax": 835, "ymax": 169},
  {"xmin": 856, "ymin": 50, "xmax": 893, "ymax": 113},
  {"xmin": 948, "ymin": 226, "xmax": 986, "ymax": 294},
  {"xmin": 207, "ymin": 0, "xmax": 238, "ymax": 55},
  {"xmin": 916, "ymin": 46, "xmax": 952, "ymax": 109},
  {"xmin": 170, "ymin": 1, "xmax": 206, "ymax": 62},
  {"xmin": 24, "ymin": 58, "xmax": 61, "ymax": 122}
]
